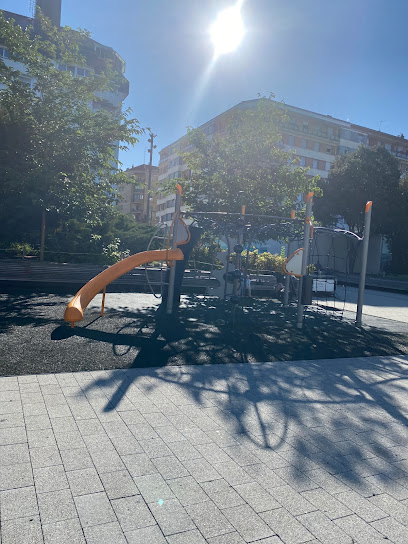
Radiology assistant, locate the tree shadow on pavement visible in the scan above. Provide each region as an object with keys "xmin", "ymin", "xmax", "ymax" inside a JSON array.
[
  {"xmin": 81, "ymin": 350, "xmax": 408, "ymax": 493},
  {"xmin": 3, "ymin": 289, "xmax": 408, "ymax": 490}
]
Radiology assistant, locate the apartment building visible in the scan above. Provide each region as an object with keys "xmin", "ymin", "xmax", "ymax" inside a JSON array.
[
  {"xmin": 117, "ymin": 164, "xmax": 159, "ymax": 223},
  {"xmin": 1, "ymin": 0, "xmax": 129, "ymax": 164},
  {"xmin": 157, "ymin": 99, "xmax": 408, "ymax": 225}
]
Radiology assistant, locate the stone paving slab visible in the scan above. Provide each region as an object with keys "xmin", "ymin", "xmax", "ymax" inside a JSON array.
[{"xmin": 0, "ymin": 354, "xmax": 407, "ymax": 543}]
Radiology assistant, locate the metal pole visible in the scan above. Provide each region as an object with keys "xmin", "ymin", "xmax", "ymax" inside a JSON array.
[
  {"xmin": 40, "ymin": 207, "xmax": 46, "ymax": 262},
  {"xmin": 356, "ymin": 201, "xmax": 372, "ymax": 327},
  {"xmin": 101, "ymin": 287, "xmax": 106, "ymax": 317},
  {"xmin": 146, "ymin": 133, "xmax": 156, "ymax": 224},
  {"xmin": 233, "ymin": 199, "xmax": 245, "ymax": 297},
  {"xmin": 166, "ymin": 185, "xmax": 182, "ymax": 314},
  {"xmin": 283, "ymin": 209, "xmax": 296, "ymax": 307},
  {"xmin": 296, "ymin": 193, "xmax": 313, "ymax": 329}
]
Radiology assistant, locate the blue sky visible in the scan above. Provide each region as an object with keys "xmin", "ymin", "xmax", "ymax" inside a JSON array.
[{"xmin": 2, "ymin": 0, "xmax": 408, "ymax": 170}]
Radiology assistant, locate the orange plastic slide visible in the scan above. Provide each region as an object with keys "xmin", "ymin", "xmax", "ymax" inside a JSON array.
[{"xmin": 64, "ymin": 248, "xmax": 184, "ymax": 325}]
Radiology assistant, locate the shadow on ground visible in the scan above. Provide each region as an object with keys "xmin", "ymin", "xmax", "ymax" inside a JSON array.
[
  {"xmin": 0, "ymin": 290, "xmax": 406, "ymax": 376},
  {"xmin": 2, "ymin": 288, "xmax": 408, "ymax": 491},
  {"xmin": 82, "ymin": 352, "xmax": 408, "ymax": 492}
]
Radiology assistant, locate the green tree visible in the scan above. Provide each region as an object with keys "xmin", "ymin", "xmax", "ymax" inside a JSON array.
[
  {"xmin": 314, "ymin": 146, "xmax": 402, "ymax": 237},
  {"xmin": 0, "ymin": 10, "xmax": 142, "ymax": 258},
  {"xmin": 388, "ymin": 174, "xmax": 408, "ymax": 273},
  {"xmin": 313, "ymin": 145, "xmax": 408, "ymax": 273},
  {"xmin": 180, "ymin": 96, "xmax": 319, "ymax": 218},
  {"xmin": 41, "ymin": 211, "xmax": 156, "ymax": 264}
]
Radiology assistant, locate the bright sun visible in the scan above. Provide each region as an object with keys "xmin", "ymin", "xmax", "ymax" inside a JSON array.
[{"xmin": 210, "ymin": 2, "xmax": 245, "ymax": 58}]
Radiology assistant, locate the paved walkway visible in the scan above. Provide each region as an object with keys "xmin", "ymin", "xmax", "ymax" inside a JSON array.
[
  {"xmin": 1, "ymin": 355, "xmax": 408, "ymax": 544},
  {"xmin": 314, "ymin": 286, "xmax": 408, "ymax": 324}
]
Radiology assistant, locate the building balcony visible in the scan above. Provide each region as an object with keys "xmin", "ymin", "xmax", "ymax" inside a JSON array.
[
  {"xmin": 392, "ymin": 150, "xmax": 408, "ymax": 161},
  {"xmin": 282, "ymin": 122, "xmax": 340, "ymax": 141}
]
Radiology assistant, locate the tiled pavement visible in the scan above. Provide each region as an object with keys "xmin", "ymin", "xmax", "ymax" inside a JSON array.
[{"xmin": 1, "ymin": 354, "xmax": 408, "ymax": 543}]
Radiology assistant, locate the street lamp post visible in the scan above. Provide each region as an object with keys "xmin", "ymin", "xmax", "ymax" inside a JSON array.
[{"xmin": 146, "ymin": 132, "xmax": 156, "ymax": 224}]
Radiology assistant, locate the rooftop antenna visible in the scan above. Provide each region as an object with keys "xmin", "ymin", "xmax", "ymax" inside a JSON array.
[{"xmin": 379, "ymin": 120, "xmax": 386, "ymax": 132}]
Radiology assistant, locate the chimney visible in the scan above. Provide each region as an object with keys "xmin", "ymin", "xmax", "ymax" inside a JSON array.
[{"xmin": 35, "ymin": 0, "xmax": 62, "ymax": 28}]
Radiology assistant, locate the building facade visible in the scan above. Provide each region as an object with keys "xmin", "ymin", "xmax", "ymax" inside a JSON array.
[
  {"xmin": 117, "ymin": 164, "xmax": 159, "ymax": 223},
  {"xmin": 1, "ymin": 1, "xmax": 129, "ymax": 165},
  {"xmin": 157, "ymin": 99, "xmax": 408, "ymax": 225}
]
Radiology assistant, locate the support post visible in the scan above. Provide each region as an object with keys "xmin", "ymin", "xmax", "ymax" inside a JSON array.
[
  {"xmin": 356, "ymin": 201, "xmax": 372, "ymax": 327},
  {"xmin": 101, "ymin": 287, "xmax": 106, "ymax": 317},
  {"xmin": 166, "ymin": 185, "xmax": 182, "ymax": 314},
  {"xmin": 233, "ymin": 202, "xmax": 245, "ymax": 297},
  {"xmin": 40, "ymin": 208, "xmax": 46, "ymax": 262},
  {"xmin": 283, "ymin": 209, "xmax": 296, "ymax": 307},
  {"xmin": 296, "ymin": 193, "xmax": 313, "ymax": 329}
]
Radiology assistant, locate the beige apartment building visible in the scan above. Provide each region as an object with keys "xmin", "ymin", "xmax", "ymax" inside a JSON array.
[
  {"xmin": 157, "ymin": 99, "xmax": 408, "ymax": 225},
  {"xmin": 117, "ymin": 164, "xmax": 159, "ymax": 223}
]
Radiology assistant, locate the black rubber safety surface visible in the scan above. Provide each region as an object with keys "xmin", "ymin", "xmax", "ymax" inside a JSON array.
[{"xmin": 1, "ymin": 287, "xmax": 407, "ymax": 376}]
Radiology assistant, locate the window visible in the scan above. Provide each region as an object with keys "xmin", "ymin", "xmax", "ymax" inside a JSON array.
[
  {"xmin": 328, "ymin": 127, "xmax": 334, "ymax": 135},
  {"xmin": 288, "ymin": 135, "xmax": 294, "ymax": 146},
  {"xmin": 203, "ymin": 123, "xmax": 215, "ymax": 136},
  {"xmin": 95, "ymin": 46, "xmax": 109, "ymax": 59},
  {"xmin": 302, "ymin": 139, "xmax": 307, "ymax": 148},
  {"xmin": 303, "ymin": 121, "xmax": 309, "ymax": 130},
  {"xmin": 76, "ymin": 68, "xmax": 91, "ymax": 77},
  {"xmin": 314, "ymin": 142, "xmax": 320, "ymax": 152},
  {"xmin": 326, "ymin": 161, "xmax": 331, "ymax": 171},
  {"xmin": 19, "ymin": 75, "xmax": 32, "ymax": 87},
  {"xmin": 326, "ymin": 145, "xmax": 332, "ymax": 154},
  {"xmin": 133, "ymin": 193, "xmax": 143, "ymax": 201},
  {"xmin": 313, "ymin": 159, "xmax": 318, "ymax": 169},
  {"xmin": 385, "ymin": 143, "xmax": 391, "ymax": 151},
  {"xmin": 299, "ymin": 157, "xmax": 306, "ymax": 166},
  {"xmin": 0, "ymin": 47, "xmax": 9, "ymax": 59}
]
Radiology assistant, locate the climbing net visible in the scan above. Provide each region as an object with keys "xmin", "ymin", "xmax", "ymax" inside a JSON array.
[
  {"xmin": 185, "ymin": 211, "xmax": 305, "ymax": 304},
  {"xmin": 307, "ymin": 227, "xmax": 362, "ymax": 319}
]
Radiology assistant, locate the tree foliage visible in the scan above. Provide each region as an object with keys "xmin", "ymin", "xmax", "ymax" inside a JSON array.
[
  {"xmin": 1, "ymin": 208, "xmax": 155, "ymax": 264},
  {"xmin": 230, "ymin": 249, "xmax": 286, "ymax": 275},
  {"xmin": 313, "ymin": 145, "xmax": 408, "ymax": 273},
  {"xmin": 181, "ymin": 96, "xmax": 319, "ymax": 217},
  {"xmin": 0, "ymin": 10, "xmax": 142, "ymax": 255},
  {"xmin": 314, "ymin": 146, "xmax": 402, "ymax": 237},
  {"xmin": 388, "ymin": 173, "xmax": 408, "ymax": 273}
]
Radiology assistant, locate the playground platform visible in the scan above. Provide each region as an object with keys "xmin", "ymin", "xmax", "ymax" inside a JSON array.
[{"xmin": 1, "ymin": 355, "xmax": 408, "ymax": 543}]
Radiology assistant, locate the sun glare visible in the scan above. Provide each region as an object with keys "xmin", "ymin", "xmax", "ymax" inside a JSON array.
[{"xmin": 210, "ymin": 2, "xmax": 245, "ymax": 58}]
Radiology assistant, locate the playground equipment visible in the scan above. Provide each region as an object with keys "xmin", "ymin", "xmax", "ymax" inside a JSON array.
[
  {"xmin": 64, "ymin": 185, "xmax": 189, "ymax": 326},
  {"xmin": 186, "ymin": 209, "xmax": 304, "ymax": 301},
  {"xmin": 64, "ymin": 184, "xmax": 372, "ymax": 330},
  {"xmin": 284, "ymin": 195, "xmax": 373, "ymax": 328},
  {"xmin": 187, "ymin": 193, "xmax": 373, "ymax": 329}
]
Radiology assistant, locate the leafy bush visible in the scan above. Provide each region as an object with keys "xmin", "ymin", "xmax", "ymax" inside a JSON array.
[
  {"xmin": 102, "ymin": 238, "xmax": 130, "ymax": 265},
  {"xmin": 190, "ymin": 238, "xmax": 224, "ymax": 270},
  {"xmin": 1, "ymin": 242, "xmax": 36, "ymax": 258},
  {"xmin": 230, "ymin": 249, "xmax": 286, "ymax": 274}
]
